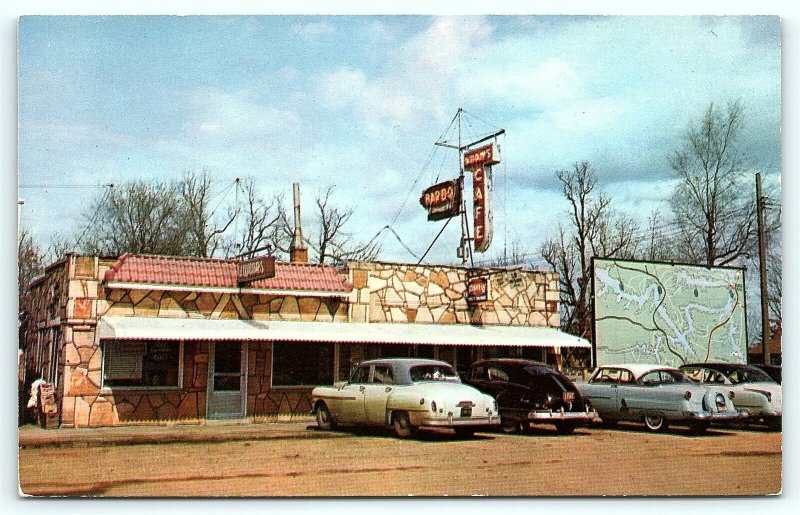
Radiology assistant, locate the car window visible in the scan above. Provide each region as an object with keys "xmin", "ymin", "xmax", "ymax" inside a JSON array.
[
  {"xmin": 703, "ymin": 369, "xmax": 727, "ymax": 384},
  {"xmin": 640, "ymin": 371, "xmax": 661, "ymax": 385},
  {"xmin": 469, "ymin": 365, "xmax": 486, "ymax": 381},
  {"xmin": 371, "ymin": 365, "xmax": 394, "ymax": 385},
  {"xmin": 682, "ymin": 367, "xmax": 703, "ymax": 382},
  {"xmin": 410, "ymin": 364, "xmax": 460, "ymax": 382},
  {"xmin": 487, "ymin": 366, "xmax": 510, "ymax": 382},
  {"xmin": 592, "ymin": 368, "xmax": 620, "ymax": 383},
  {"xmin": 619, "ymin": 370, "xmax": 634, "ymax": 384},
  {"xmin": 349, "ymin": 365, "xmax": 370, "ymax": 384}
]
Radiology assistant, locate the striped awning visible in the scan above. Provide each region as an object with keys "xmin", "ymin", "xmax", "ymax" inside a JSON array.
[{"xmin": 97, "ymin": 316, "xmax": 590, "ymax": 349}]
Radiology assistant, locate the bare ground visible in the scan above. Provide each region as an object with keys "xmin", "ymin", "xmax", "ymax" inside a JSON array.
[{"xmin": 18, "ymin": 423, "xmax": 781, "ymax": 497}]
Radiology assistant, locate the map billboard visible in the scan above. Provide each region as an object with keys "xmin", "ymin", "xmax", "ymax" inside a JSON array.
[{"xmin": 592, "ymin": 258, "xmax": 747, "ymax": 367}]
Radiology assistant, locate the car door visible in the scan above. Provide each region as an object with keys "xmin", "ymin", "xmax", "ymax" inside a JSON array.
[
  {"xmin": 364, "ymin": 364, "xmax": 394, "ymax": 425},
  {"xmin": 584, "ymin": 368, "xmax": 622, "ymax": 417},
  {"xmin": 628, "ymin": 370, "xmax": 667, "ymax": 417},
  {"xmin": 613, "ymin": 368, "xmax": 637, "ymax": 420},
  {"xmin": 338, "ymin": 364, "xmax": 370, "ymax": 424}
]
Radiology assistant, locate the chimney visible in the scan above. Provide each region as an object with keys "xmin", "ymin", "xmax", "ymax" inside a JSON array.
[{"xmin": 289, "ymin": 183, "xmax": 309, "ymax": 263}]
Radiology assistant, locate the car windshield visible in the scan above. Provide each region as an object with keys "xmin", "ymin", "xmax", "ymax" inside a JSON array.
[{"xmin": 410, "ymin": 364, "xmax": 460, "ymax": 383}]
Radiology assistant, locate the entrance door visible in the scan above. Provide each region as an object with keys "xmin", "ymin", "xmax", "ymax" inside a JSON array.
[{"xmin": 207, "ymin": 342, "xmax": 247, "ymax": 419}]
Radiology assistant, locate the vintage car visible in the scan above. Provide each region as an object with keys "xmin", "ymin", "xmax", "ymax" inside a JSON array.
[
  {"xmin": 575, "ymin": 364, "xmax": 745, "ymax": 433},
  {"xmin": 679, "ymin": 362, "xmax": 782, "ymax": 430},
  {"xmin": 311, "ymin": 358, "xmax": 500, "ymax": 438},
  {"xmin": 753, "ymin": 364, "xmax": 782, "ymax": 385},
  {"xmin": 463, "ymin": 358, "xmax": 597, "ymax": 434}
]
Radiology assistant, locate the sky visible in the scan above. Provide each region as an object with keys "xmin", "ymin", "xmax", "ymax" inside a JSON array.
[{"xmin": 16, "ymin": 15, "xmax": 783, "ymax": 267}]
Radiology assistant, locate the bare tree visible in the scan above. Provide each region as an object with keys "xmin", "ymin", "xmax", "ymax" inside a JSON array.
[
  {"xmin": 540, "ymin": 162, "xmax": 641, "ymax": 337},
  {"xmin": 179, "ymin": 170, "xmax": 237, "ymax": 258},
  {"xmin": 668, "ymin": 100, "xmax": 758, "ymax": 266},
  {"xmin": 310, "ymin": 186, "xmax": 381, "ymax": 265},
  {"xmin": 225, "ymin": 178, "xmax": 287, "ymax": 259},
  {"xmin": 18, "ymin": 228, "xmax": 44, "ymax": 302},
  {"xmin": 81, "ymin": 180, "xmax": 189, "ymax": 256}
]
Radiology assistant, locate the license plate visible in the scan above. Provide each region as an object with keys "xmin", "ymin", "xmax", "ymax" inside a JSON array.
[
  {"xmin": 563, "ymin": 392, "xmax": 575, "ymax": 402},
  {"xmin": 461, "ymin": 407, "xmax": 472, "ymax": 417},
  {"xmin": 718, "ymin": 405, "xmax": 727, "ymax": 413}
]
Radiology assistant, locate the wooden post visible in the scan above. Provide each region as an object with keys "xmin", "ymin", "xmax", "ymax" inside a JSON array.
[{"xmin": 756, "ymin": 173, "xmax": 771, "ymax": 365}]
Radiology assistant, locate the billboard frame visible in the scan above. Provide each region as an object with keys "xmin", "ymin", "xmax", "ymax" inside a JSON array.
[{"xmin": 590, "ymin": 256, "xmax": 748, "ymax": 369}]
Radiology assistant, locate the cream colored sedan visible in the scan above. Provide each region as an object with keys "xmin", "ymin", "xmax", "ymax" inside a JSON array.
[{"xmin": 311, "ymin": 358, "xmax": 499, "ymax": 438}]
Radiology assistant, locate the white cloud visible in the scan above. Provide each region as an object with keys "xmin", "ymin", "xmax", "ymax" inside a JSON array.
[
  {"xmin": 292, "ymin": 21, "xmax": 335, "ymax": 41},
  {"xmin": 182, "ymin": 87, "xmax": 303, "ymax": 141}
]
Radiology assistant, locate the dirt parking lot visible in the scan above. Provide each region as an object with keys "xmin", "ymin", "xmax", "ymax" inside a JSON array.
[{"xmin": 19, "ymin": 423, "xmax": 781, "ymax": 497}]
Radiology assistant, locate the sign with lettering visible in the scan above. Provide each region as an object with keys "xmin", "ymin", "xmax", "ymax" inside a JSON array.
[
  {"xmin": 420, "ymin": 178, "xmax": 461, "ymax": 221},
  {"xmin": 471, "ymin": 165, "xmax": 494, "ymax": 252},
  {"xmin": 463, "ymin": 143, "xmax": 499, "ymax": 253},
  {"xmin": 467, "ymin": 276, "xmax": 490, "ymax": 304},
  {"xmin": 463, "ymin": 143, "xmax": 500, "ymax": 170},
  {"xmin": 237, "ymin": 256, "xmax": 276, "ymax": 284}
]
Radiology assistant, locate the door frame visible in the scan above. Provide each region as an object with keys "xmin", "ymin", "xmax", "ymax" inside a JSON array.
[{"xmin": 206, "ymin": 341, "xmax": 248, "ymax": 419}]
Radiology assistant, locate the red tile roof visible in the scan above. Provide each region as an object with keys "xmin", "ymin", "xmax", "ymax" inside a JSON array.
[{"xmin": 104, "ymin": 253, "xmax": 353, "ymax": 293}]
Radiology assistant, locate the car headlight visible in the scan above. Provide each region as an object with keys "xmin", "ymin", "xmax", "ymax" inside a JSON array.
[
  {"xmin": 715, "ymin": 393, "xmax": 726, "ymax": 409},
  {"xmin": 420, "ymin": 397, "xmax": 425, "ymax": 406},
  {"xmin": 431, "ymin": 401, "xmax": 437, "ymax": 413},
  {"xmin": 684, "ymin": 391, "xmax": 692, "ymax": 400}
]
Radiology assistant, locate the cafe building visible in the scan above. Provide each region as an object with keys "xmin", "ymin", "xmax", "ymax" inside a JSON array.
[{"xmin": 19, "ymin": 250, "xmax": 590, "ymax": 428}]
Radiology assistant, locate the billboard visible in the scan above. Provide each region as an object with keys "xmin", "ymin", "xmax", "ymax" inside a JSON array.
[{"xmin": 592, "ymin": 258, "xmax": 747, "ymax": 367}]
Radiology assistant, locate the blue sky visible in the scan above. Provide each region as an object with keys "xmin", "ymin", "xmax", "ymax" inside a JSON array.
[{"xmin": 17, "ymin": 15, "xmax": 782, "ymax": 265}]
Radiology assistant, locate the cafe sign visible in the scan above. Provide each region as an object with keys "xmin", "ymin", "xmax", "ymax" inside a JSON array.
[
  {"xmin": 420, "ymin": 178, "xmax": 461, "ymax": 221},
  {"xmin": 237, "ymin": 256, "xmax": 276, "ymax": 285},
  {"xmin": 463, "ymin": 143, "xmax": 500, "ymax": 253}
]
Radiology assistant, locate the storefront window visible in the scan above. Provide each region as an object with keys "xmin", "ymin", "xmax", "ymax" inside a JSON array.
[
  {"xmin": 103, "ymin": 340, "xmax": 181, "ymax": 388},
  {"xmin": 272, "ymin": 342, "xmax": 333, "ymax": 386}
]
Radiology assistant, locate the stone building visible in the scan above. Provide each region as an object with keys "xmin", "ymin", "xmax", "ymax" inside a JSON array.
[{"xmin": 19, "ymin": 253, "xmax": 589, "ymax": 428}]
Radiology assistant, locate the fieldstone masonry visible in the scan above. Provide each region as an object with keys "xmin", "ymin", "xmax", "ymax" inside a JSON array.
[{"xmin": 347, "ymin": 261, "xmax": 559, "ymax": 328}]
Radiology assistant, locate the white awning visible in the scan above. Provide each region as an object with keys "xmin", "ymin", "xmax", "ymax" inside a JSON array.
[{"xmin": 97, "ymin": 316, "xmax": 590, "ymax": 349}]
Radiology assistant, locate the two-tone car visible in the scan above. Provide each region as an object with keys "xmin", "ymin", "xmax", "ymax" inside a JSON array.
[
  {"xmin": 311, "ymin": 358, "xmax": 500, "ymax": 439},
  {"xmin": 463, "ymin": 358, "xmax": 597, "ymax": 434},
  {"xmin": 575, "ymin": 364, "xmax": 745, "ymax": 433},
  {"xmin": 680, "ymin": 362, "xmax": 782, "ymax": 431}
]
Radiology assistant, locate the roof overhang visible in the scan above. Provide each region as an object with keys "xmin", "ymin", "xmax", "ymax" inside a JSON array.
[{"xmin": 97, "ymin": 316, "xmax": 590, "ymax": 349}]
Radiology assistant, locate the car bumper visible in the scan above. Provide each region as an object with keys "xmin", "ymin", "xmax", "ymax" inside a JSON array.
[
  {"xmin": 688, "ymin": 411, "xmax": 748, "ymax": 422},
  {"xmin": 418, "ymin": 414, "xmax": 500, "ymax": 428},
  {"xmin": 526, "ymin": 408, "xmax": 599, "ymax": 424}
]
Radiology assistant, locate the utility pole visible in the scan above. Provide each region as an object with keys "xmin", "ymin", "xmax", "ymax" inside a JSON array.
[{"xmin": 756, "ymin": 173, "xmax": 771, "ymax": 365}]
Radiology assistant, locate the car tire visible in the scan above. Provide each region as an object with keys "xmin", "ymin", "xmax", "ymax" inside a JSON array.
[
  {"xmin": 393, "ymin": 411, "xmax": 417, "ymax": 439},
  {"xmin": 644, "ymin": 415, "xmax": 668, "ymax": 432},
  {"xmin": 454, "ymin": 427, "xmax": 476, "ymax": 439},
  {"xmin": 555, "ymin": 422, "xmax": 577, "ymax": 434},
  {"xmin": 315, "ymin": 402, "xmax": 335, "ymax": 430},
  {"xmin": 501, "ymin": 416, "xmax": 520, "ymax": 434}
]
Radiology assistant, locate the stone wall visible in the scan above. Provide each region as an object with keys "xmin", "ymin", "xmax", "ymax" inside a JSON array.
[
  {"xmin": 101, "ymin": 290, "xmax": 346, "ymax": 321},
  {"xmin": 347, "ymin": 261, "xmax": 559, "ymax": 327},
  {"xmin": 21, "ymin": 255, "xmax": 112, "ymax": 427}
]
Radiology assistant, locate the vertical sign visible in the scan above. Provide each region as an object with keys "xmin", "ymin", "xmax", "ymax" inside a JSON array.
[{"xmin": 463, "ymin": 143, "xmax": 500, "ymax": 253}]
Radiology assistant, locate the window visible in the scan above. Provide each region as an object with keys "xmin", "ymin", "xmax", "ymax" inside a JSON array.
[
  {"xmin": 410, "ymin": 364, "xmax": 459, "ymax": 383},
  {"xmin": 103, "ymin": 340, "xmax": 181, "ymax": 388},
  {"xmin": 371, "ymin": 365, "xmax": 394, "ymax": 385},
  {"xmin": 349, "ymin": 365, "xmax": 370, "ymax": 384},
  {"xmin": 272, "ymin": 342, "xmax": 333, "ymax": 386},
  {"xmin": 487, "ymin": 366, "xmax": 509, "ymax": 382}
]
